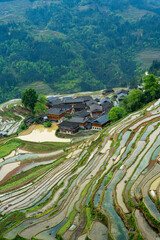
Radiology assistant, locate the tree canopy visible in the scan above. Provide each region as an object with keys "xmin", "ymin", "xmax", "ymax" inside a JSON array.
[
  {"xmin": 143, "ymin": 74, "xmax": 160, "ymax": 102},
  {"xmin": 34, "ymin": 94, "xmax": 47, "ymax": 115},
  {"xmin": 0, "ymin": 0, "xmax": 160, "ymax": 102},
  {"xmin": 108, "ymin": 107, "xmax": 126, "ymax": 122},
  {"xmin": 22, "ymin": 88, "xmax": 38, "ymax": 113},
  {"xmin": 122, "ymin": 89, "xmax": 144, "ymax": 113}
]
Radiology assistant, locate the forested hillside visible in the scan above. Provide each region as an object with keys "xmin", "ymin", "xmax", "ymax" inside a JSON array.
[{"xmin": 0, "ymin": 0, "xmax": 160, "ymax": 102}]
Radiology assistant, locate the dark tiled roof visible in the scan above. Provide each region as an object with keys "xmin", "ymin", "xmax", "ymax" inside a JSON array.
[
  {"xmin": 58, "ymin": 121, "xmax": 79, "ymax": 129},
  {"xmin": 73, "ymin": 110, "xmax": 90, "ymax": 118},
  {"xmin": 51, "ymin": 104, "xmax": 72, "ymax": 109},
  {"xmin": 61, "ymin": 97, "xmax": 84, "ymax": 104},
  {"xmin": 47, "ymin": 108, "xmax": 66, "ymax": 115},
  {"xmin": 76, "ymin": 96, "xmax": 92, "ymax": 101},
  {"xmin": 89, "ymin": 104, "xmax": 102, "ymax": 112},
  {"xmin": 47, "ymin": 99, "xmax": 62, "ymax": 106},
  {"xmin": 100, "ymin": 97, "xmax": 111, "ymax": 104},
  {"xmin": 69, "ymin": 117, "xmax": 88, "ymax": 124},
  {"xmin": 86, "ymin": 100, "xmax": 98, "ymax": 106},
  {"xmin": 102, "ymin": 89, "xmax": 114, "ymax": 94},
  {"xmin": 116, "ymin": 89, "xmax": 129, "ymax": 95},
  {"xmin": 101, "ymin": 101, "xmax": 114, "ymax": 113},
  {"xmin": 73, "ymin": 103, "xmax": 86, "ymax": 109},
  {"xmin": 92, "ymin": 114, "xmax": 109, "ymax": 125}
]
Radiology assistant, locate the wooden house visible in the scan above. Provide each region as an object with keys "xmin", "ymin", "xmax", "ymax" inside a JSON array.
[
  {"xmin": 92, "ymin": 114, "xmax": 110, "ymax": 130},
  {"xmin": 73, "ymin": 103, "xmax": 86, "ymax": 112},
  {"xmin": 89, "ymin": 104, "xmax": 102, "ymax": 115},
  {"xmin": 46, "ymin": 108, "xmax": 66, "ymax": 121},
  {"xmin": 58, "ymin": 121, "xmax": 79, "ymax": 134},
  {"xmin": 69, "ymin": 116, "xmax": 88, "ymax": 128}
]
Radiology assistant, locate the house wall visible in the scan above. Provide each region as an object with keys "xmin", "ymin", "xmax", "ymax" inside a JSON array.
[
  {"xmin": 59, "ymin": 127, "xmax": 79, "ymax": 134},
  {"xmin": 92, "ymin": 123, "xmax": 102, "ymax": 130},
  {"xmin": 91, "ymin": 111, "xmax": 102, "ymax": 114},
  {"xmin": 47, "ymin": 112, "xmax": 65, "ymax": 120}
]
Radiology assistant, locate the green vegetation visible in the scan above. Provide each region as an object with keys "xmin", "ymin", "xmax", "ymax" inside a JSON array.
[
  {"xmin": 86, "ymin": 207, "xmax": 92, "ymax": 231},
  {"xmin": 22, "ymin": 140, "xmax": 69, "ymax": 153},
  {"xmin": 143, "ymin": 74, "xmax": 160, "ymax": 102},
  {"xmin": 122, "ymin": 89, "xmax": 144, "ymax": 113},
  {"xmin": 138, "ymin": 202, "xmax": 160, "ymax": 229},
  {"xmin": 22, "ymin": 88, "xmax": 38, "ymax": 113},
  {"xmin": 108, "ymin": 107, "xmax": 126, "ymax": 122},
  {"xmin": 43, "ymin": 121, "xmax": 52, "ymax": 128},
  {"xmin": 0, "ymin": 110, "xmax": 21, "ymax": 122},
  {"xmin": 0, "ymin": 157, "xmax": 65, "ymax": 192},
  {"xmin": 34, "ymin": 94, "xmax": 47, "ymax": 115},
  {"xmin": 106, "ymin": 172, "xmax": 114, "ymax": 184},
  {"xmin": 149, "ymin": 60, "xmax": 160, "ymax": 76},
  {"xmin": 57, "ymin": 209, "xmax": 77, "ymax": 237},
  {"xmin": 0, "ymin": 137, "xmax": 69, "ymax": 159},
  {"xmin": 108, "ymin": 74, "xmax": 160, "ymax": 122},
  {"xmin": 0, "ymin": 139, "xmax": 23, "ymax": 159},
  {"xmin": 0, "ymin": 212, "xmax": 25, "ymax": 236},
  {"xmin": 0, "ymin": 1, "xmax": 160, "ymax": 102}
]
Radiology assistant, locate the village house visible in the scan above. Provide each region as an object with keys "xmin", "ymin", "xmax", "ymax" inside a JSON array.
[
  {"xmin": 86, "ymin": 99, "xmax": 98, "ymax": 107},
  {"xmin": 76, "ymin": 95, "xmax": 93, "ymax": 102},
  {"xmin": 58, "ymin": 121, "xmax": 79, "ymax": 134},
  {"xmin": 24, "ymin": 116, "xmax": 34, "ymax": 125},
  {"xmin": 73, "ymin": 103, "xmax": 87, "ymax": 112},
  {"xmin": 89, "ymin": 104, "xmax": 103, "ymax": 116},
  {"xmin": 69, "ymin": 116, "xmax": 88, "ymax": 129},
  {"xmin": 101, "ymin": 101, "xmax": 114, "ymax": 114},
  {"xmin": 47, "ymin": 97, "xmax": 61, "ymax": 108},
  {"xmin": 50, "ymin": 104, "xmax": 72, "ymax": 114},
  {"xmin": 100, "ymin": 97, "xmax": 112, "ymax": 104},
  {"xmin": 116, "ymin": 89, "xmax": 129, "ymax": 101},
  {"xmin": 92, "ymin": 114, "xmax": 110, "ymax": 130},
  {"xmin": 102, "ymin": 89, "xmax": 114, "ymax": 95},
  {"xmin": 46, "ymin": 108, "xmax": 66, "ymax": 122},
  {"xmin": 61, "ymin": 97, "xmax": 84, "ymax": 105}
]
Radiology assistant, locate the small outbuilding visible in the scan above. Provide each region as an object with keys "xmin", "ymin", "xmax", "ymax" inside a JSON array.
[{"xmin": 58, "ymin": 121, "xmax": 79, "ymax": 134}]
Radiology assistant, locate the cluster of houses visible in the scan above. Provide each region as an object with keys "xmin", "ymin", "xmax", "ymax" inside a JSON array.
[
  {"xmin": 45, "ymin": 94, "xmax": 115, "ymax": 134},
  {"xmin": 23, "ymin": 88, "xmax": 132, "ymax": 135}
]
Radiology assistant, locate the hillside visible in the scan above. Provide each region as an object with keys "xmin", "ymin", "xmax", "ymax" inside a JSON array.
[
  {"xmin": 0, "ymin": 0, "xmax": 160, "ymax": 102},
  {"xmin": 0, "ymin": 98, "xmax": 160, "ymax": 239}
]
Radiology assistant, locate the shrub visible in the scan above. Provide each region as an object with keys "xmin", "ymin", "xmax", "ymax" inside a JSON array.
[
  {"xmin": 65, "ymin": 114, "xmax": 72, "ymax": 119},
  {"xmin": 20, "ymin": 122, "xmax": 28, "ymax": 130},
  {"xmin": 43, "ymin": 121, "xmax": 52, "ymax": 128},
  {"xmin": 34, "ymin": 118, "xmax": 40, "ymax": 124}
]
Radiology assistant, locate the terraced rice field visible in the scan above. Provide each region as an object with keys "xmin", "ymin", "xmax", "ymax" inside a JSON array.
[
  {"xmin": 0, "ymin": 99, "xmax": 23, "ymax": 136},
  {"xmin": 0, "ymin": 100, "xmax": 160, "ymax": 240}
]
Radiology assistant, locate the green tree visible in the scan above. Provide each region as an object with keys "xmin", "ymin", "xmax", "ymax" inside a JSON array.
[
  {"xmin": 22, "ymin": 88, "xmax": 38, "ymax": 113},
  {"xmin": 122, "ymin": 89, "xmax": 144, "ymax": 113},
  {"xmin": 108, "ymin": 106, "xmax": 126, "ymax": 121},
  {"xmin": 143, "ymin": 74, "xmax": 160, "ymax": 102},
  {"xmin": 34, "ymin": 94, "xmax": 47, "ymax": 115}
]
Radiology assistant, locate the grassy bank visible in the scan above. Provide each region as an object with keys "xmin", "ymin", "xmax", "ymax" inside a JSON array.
[{"xmin": 0, "ymin": 138, "xmax": 70, "ymax": 159}]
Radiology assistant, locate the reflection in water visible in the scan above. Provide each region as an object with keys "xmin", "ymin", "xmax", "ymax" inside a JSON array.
[{"xmin": 36, "ymin": 218, "xmax": 67, "ymax": 240}]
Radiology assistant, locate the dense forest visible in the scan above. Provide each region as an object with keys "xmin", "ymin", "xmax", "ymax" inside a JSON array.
[{"xmin": 0, "ymin": 0, "xmax": 160, "ymax": 102}]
